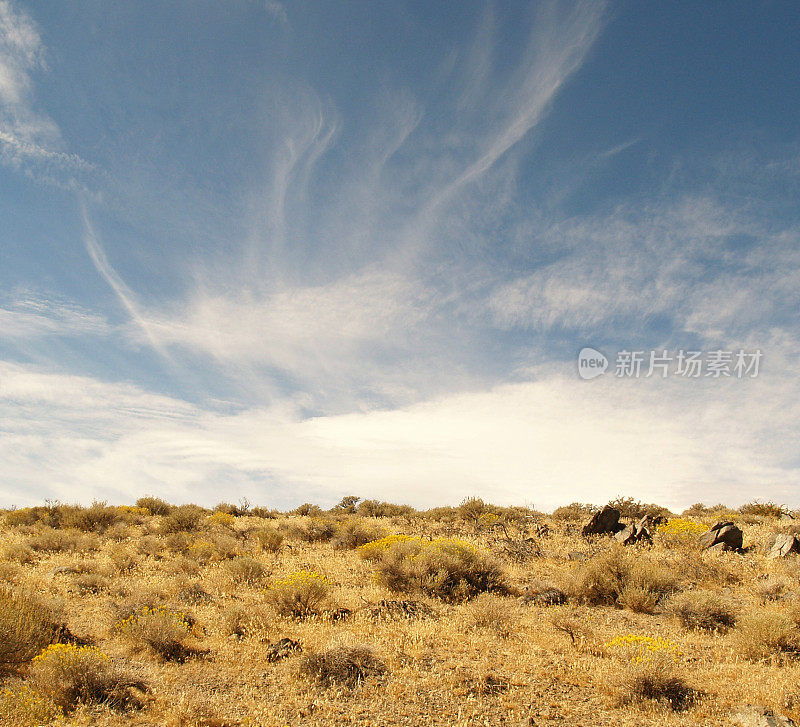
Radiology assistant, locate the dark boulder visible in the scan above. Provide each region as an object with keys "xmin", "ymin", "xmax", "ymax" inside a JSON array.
[
  {"xmin": 699, "ymin": 522, "xmax": 743, "ymax": 552},
  {"xmin": 582, "ymin": 506, "xmax": 624, "ymax": 536}
]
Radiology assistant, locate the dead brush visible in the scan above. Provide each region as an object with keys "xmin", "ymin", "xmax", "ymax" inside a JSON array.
[
  {"xmin": 667, "ymin": 590, "xmax": 737, "ymax": 631},
  {"xmin": 28, "ymin": 643, "xmax": 148, "ymax": 714},
  {"xmin": 299, "ymin": 645, "xmax": 387, "ymax": 688}
]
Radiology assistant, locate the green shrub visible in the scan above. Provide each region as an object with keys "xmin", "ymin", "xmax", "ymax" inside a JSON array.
[
  {"xmin": 0, "ymin": 587, "xmax": 63, "ymax": 678},
  {"xmin": 29, "ymin": 644, "xmax": 146, "ymax": 713},
  {"xmin": 135, "ymin": 496, "xmax": 172, "ymax": 516},
  {"xmin": 265, "ymin": 571, "xmax": 329, "ymax": 618},
  {"xmin": 567, "ymin": 546, "xmax": 678, "ymax": 613},
  {"xmin": 362, "ymin": 536, "xmax": 508, "ymax": 602}
]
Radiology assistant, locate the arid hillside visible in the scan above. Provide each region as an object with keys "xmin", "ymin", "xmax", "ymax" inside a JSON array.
[{"xmin": 1, "ymin": 497, "xmax": 799, "ymax": 726}]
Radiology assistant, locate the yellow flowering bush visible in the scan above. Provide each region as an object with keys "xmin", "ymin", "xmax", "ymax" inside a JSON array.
[
  {"xmin": 605, "ymin": 634, "xmax": 683, "ymax": 662},
  {"xmin": 265, "ymin": 571, "xmax": 329, "ymax": 618},
  {"xmin": 0, "ymin": 684, "xmax": 61, "ymax": 725},
  {"xmin": 657, "ymin": 518, "xmax": 706, "ymax": 539},
  {"xmin": 29, "ymin": 644, "xmax": 145, "ymax": 713},
  {"xmin": 357, "ymin": 534, "xmax": 415, "ymax": 561},
  {"xmin": 207, "ymin": 511, "xmax": 236, "ymax": 528}
]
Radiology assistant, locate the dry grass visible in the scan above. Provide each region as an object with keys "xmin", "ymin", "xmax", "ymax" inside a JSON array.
[{"xmin": 3, "ymin": 500, "xmax": 800, "ymax": 726}]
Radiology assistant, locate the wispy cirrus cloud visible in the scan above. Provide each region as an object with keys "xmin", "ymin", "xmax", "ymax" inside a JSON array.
[{"xmin": 0, "ymin": 0, "xmax": 92, "ymax": 186}]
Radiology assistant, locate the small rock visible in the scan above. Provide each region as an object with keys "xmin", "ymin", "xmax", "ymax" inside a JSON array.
[
  {"xmin": 522, "ymin": 586, "xmax": 566, "ymax": 606},
  {"xmin": 614, "ymin": 520, "xmax": 652, "ymax": 546},
  {"xmin": 731, "ymin": 705, "xmax": 796, "ymax": 726},
  {"xmin": 263, "ymin": 637, "xmax": 302, "ymax": 662},
  {"xmin": 766, "ymin": 533, "xmax": 800, "ymax": 559},
  {"xmin": 567, "ymin": 551, "xmax": 588, "ymax": 561}
]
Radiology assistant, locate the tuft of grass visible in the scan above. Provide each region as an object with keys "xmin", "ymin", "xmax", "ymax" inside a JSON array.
[
  {"xmin": 0, "ymin": 683, "xmax": 61, "ymax": 726},
  {"xmin": 611, "ymin": 653, "xmax": 697, "ymax": 711},
  {"xmin": 734, "ymin": 610, "xmax": 800, "ymax": 661},
  {"xmin": 299, "ymin": 645, "xmax": 387, "ymax": 688},
  {"xmin": 220, "ymin": 604, "xmax": 270, "ymax": 639},
  {"xmin": 265, "ymin": 571, "xmax": 329, "ymax": 618},
  {"xmin": 667, "ymin": 590, "xmax": 737, "ymax": 631},
  {"xmin": 29, "ymin": 644, "xmax": 147, "ymax": 713},
  {"xmin": 465, "ymin": 593, "xmax": 515, "ymax": 637},
  {"xmin": 0, "ymin": 587, "xmax": 63, "ymax": 678},
  {"xmin": 114, "ymin": 605, "xmax": 196, "ymax": 662}
]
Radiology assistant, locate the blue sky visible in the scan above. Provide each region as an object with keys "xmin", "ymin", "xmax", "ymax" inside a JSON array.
[{"xmin": 2, "ymin": 1, "xmax": 800, "ymax": 510}]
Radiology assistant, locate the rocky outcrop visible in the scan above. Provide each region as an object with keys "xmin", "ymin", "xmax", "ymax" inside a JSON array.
[
  {"xmin": 766, "ymin": 533, "xmax": 800, "ymax": 559},
  {"xmin": 582, "ymin": 506, "xmax": 625, "ymax": 536},
  {"xmin": 699, "ymin": 521, "xmax": 743, "ymax": 552},
  {"xmin": 614, "ymin": 515, "xmax": 653, "ymax": 545}
]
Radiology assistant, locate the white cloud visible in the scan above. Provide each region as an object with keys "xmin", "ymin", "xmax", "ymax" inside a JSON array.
[
  {"xmin": 0, "ymin": 294, "xmax": 109, "ymax": 339},
  {"xmin": 2, "ymin": 353, "xmax": 799, "ymax": 511},
  {"xmin": 0, "ymin": 1, "xmax": 91, "ymax": 184}
]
